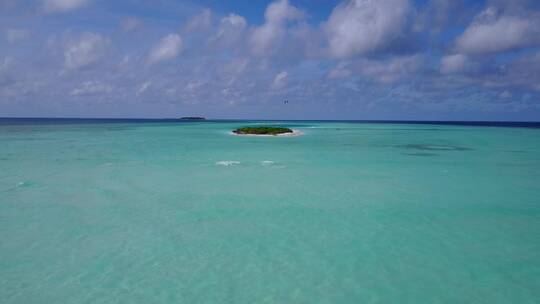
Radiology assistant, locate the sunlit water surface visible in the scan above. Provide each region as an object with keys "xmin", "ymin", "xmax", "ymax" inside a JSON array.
[{"xmin": 1, "ymin": 120, "xmax": 539, "ymax": 303}]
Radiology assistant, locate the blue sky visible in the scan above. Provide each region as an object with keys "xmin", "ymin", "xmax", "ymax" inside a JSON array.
[{"xmin": 1, "ymin": 0, "xmax": 539, "ymax": 120}]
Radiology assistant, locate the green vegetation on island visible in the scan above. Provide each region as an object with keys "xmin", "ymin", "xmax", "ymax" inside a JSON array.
[{"xmin": 233, "ymin": 126, "xmax": 293, "ymax": 135}]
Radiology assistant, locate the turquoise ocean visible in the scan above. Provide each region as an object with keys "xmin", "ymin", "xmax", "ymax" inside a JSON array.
[{"xmin": 1, "ymin": 119, "xmax": 540, "ymax": 303}]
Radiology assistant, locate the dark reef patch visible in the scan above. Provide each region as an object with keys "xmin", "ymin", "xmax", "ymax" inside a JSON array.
[
  {"xmin": 402, "ymin": 152, "xmax": 439, "ymax": 157},
  {"xmin": 398, "ymin": 144, "xmax": 472, "ymax": 151}
]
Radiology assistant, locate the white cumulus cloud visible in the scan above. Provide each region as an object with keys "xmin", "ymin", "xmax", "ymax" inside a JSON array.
[
  {"xmin": 357, "ymin": 55, "xmax": 422, "ymax": 83},
  {"xmin": 328, "ymin": 63, "xmax": 352, "ymax": 79},
  {"xmin": 148, "ymin": 34, "xmax": 183, "ymax": 64},
  {"xmin": 440, "ymin": 54, "xmax": 468, "ymax": 74},
  {"xmin": 325, "ymin": 0, "xmax": 410, "ymax": 58},
  {"xmin": 121, "ymin": 17, "xmax": 141, "ymax": 32},
  {"xmin": 222, "ymin": 13, "xmax": 247, "ymax": 28},
  {"xmin": 186, "ymin": 9, "xmax": 213, "ymax": 32},
  {"xmin": 250, "ymin": 0, "xmax": 304, "ymax": 55},
  {"xmin": 271, "ymin": 70, "xmax": 288, "ymax": 90},
  {"xmin": 136, "ymin": 81, "xmax": 152, "ymax": 96},
  {"xmin": 43, "ymin": 0, "xmax": 89, "ymax": 13},
  {"xmin": 455, "ymin": 7, "xmax": 540, "ymax": 54},
  {"xmin": 70, "ymin": 81, "xmax": 112, "ymax": 96},
  {"xmin": 217, "ymin": 14, "xmax": 247, "ymax": 37},
  {"xmin": 210, "ymin": 13, "xmax": 248, "ymax": 49},
  {"xmin": 64, "ymin": 32, "xmax": 109, "ymax": 69},
  {"xmin": 6, "ymin": 29, "xmax": 29, "ymax": 43}
]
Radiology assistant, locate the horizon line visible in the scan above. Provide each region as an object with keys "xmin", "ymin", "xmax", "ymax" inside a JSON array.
[{"xmin": 1, "ymin": 117, "xmax": 539, "ymax": 124}]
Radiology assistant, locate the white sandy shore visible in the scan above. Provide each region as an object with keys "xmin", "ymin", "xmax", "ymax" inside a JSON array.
[{"xmin": 230, "ymin": 129, "xmax": 304, "ymax": 137}]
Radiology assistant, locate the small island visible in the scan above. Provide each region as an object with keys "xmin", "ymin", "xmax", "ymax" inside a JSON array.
[
  {"xmin": 233, "ymin": 126, "xmax": 294, "ymax": 136},
  {"xmin": 180, "ymin": 117, "xmax": 206, "ymax": 120}
]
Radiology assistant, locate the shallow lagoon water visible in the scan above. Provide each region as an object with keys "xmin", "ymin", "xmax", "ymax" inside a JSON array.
[{"xmin": 1, "ymin": 120, "xmax": 540, "ymax": 303}]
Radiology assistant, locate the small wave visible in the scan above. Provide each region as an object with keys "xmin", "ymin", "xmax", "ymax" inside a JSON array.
[
  {"xmin": 16, "ymin": 181, "xmax": 35, "ymax": 188},
  {"xmin": 261, "ymin": 160, "xmax": 274, "ymax": 166},
  {"xmin": 1, "ymin": 180, "xmax": 34, "ymax": 193},
  {"xmin": 216, "ymin": 161, "xmax": 240, "ymax": 166}
]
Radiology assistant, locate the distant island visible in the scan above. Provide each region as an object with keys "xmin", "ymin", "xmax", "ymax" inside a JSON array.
[
  {"xmin": 180, "ymin": 117, "xmax": 206, "ymax": 120},
  {"xmin": 233, "ymin": 126, "xmax": 294, "ymax": 136}
]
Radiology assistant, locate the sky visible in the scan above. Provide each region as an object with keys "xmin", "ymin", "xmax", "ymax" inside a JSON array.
[{"xmin": 1, "ymin": 0, "xmax": 540, "ymax": 120}]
